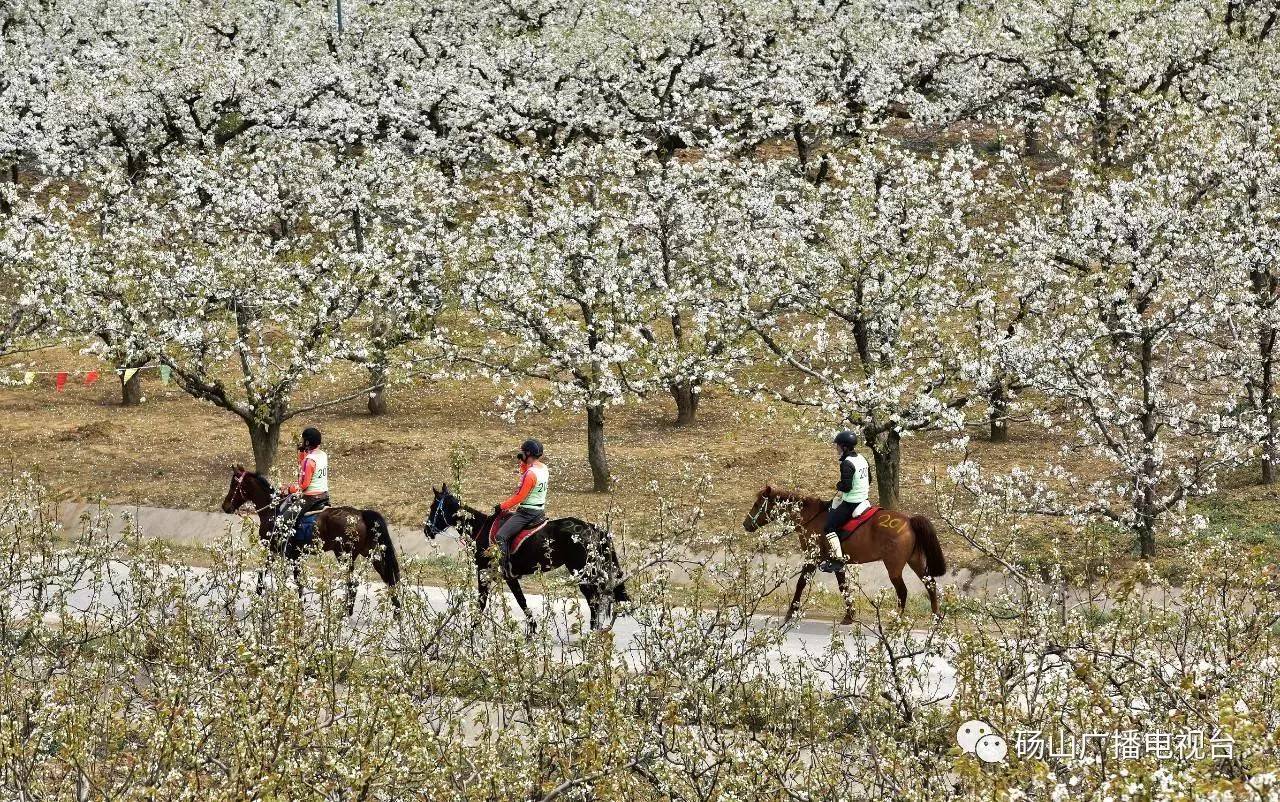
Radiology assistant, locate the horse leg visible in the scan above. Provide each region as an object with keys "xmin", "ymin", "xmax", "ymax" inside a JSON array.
[
  {"xmin": 476, "ymin": 570, "xmax": 491, "ymax": 614},
  {"xmin": 908, "ymin": 550, "xmax": 941, "ymax": 619},
  {"xmin": 373, "ymin": 555, "xmax": 402, "ymax": 615},
  {"xmin": 786, "ymin": 563, "xmax": 817, "ymax": 623},
  {"xmin": 506, "ymin": 577, "xmax": 536, "ymax": 638},
  {"xmin": 833, "ymin": 568, "xmax": 856, "ymax": 625},
  {"xmin": 889, "ymin": 571, "xmax": 908, "ymax": 612},
  {"xmin": 284, "ymin": 543, "xmax": 303, "ymax": 600},
  {"xmin": 345, "ymin": 553, "xmax": 358, "ymax": 618},
  {"xmin": 579, "ymin": 583, "xmax": 603, "ymax": 632}
]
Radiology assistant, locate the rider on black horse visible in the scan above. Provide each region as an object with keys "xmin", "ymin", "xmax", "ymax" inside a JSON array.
[
  {"xmin": 820, "ymin": 430, "xmax": 871, "ymax": 572},
  {"xmin": 282, "ymin": 427, "xmax": 331, "ymax": 538},
  {"xmin": 493, "ymin": 438, "xmax": 548, "ymax": 577}
]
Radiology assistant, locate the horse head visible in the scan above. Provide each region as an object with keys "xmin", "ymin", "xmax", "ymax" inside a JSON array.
[
  {"xmin": 743, "ymin": 484, "xmax": 777, "ymax": 532},
  {"xmin": 423, "ymin": 484, "xmax": 461, "ymax": 539},
  {"xmin": 222, "ymin": 465, "xmax": 272, "ymax": 514}
]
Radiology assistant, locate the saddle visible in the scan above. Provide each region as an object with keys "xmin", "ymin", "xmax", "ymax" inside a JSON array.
[
  {"xmin": 839, "ymin": 505, "xmax": 881, "ymax": 539},
  {"xmin": 486, "ymin": 512, "xmax": 548, "ymax": 555}
]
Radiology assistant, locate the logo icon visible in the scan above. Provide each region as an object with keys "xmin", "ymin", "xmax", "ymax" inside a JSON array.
[{"xmin": 957, "ymin": 719, "xmax": 1008, "ymax": 764}]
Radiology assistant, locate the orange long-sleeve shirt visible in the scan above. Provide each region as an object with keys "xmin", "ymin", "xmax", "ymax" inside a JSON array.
[
  {"xmin": 287, "ymin": 453, "xmax": 316, "ymax": 495},
  {"xmin": 499, "ymin": 466, "xmax": 538, "ymax": 512}
]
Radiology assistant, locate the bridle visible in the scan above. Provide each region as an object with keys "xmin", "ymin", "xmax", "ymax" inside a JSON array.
[
  {"xmin": 748, "ymin": 492, "xmax": 823, "ymax": 530},
  {"xmin": 426, "ymin": 494, "xmax": 451, "ymax": 535},
  {"xmin": 230, "ymin": 470, "xmax": 279, "ymax": 518},
  {"xmin": 427, "ymin": 493, "xmax": 478, "ymax": 542},
  {"xmin": 746, "ymin": 495, "xmax": 772, "ymax": 528}
]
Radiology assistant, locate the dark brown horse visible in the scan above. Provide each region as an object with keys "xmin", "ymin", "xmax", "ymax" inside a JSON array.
[
  {"xmin": 221, "ymin": 465, "xmax": 401, "ymax": 615},
  {"xmin": 743, "ymin": 486, "xmax": 946, "ymax": 622}
]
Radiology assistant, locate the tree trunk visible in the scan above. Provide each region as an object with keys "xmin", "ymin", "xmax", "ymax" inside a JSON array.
[
  {"xmin": 1260, "ymin": 326, "xmax": 1277, "ymax": 484},
  {"xmin": 249, "ymin": 421, "xmax": 282, "ymax": 476},
  {"xmin": 1137, "ymin": 336, "xmax": 1158, "ymax": 559},
  {"xmin": 1024, "ymin": 117, "xmax": 1042, "ymax": 157},
  {"xmin": 988, "ymin": 384, "xmax": 1010, "ymax": 443},
  {"xmin": 367, "ymin": 363, "xmax": 388, "ymax": 416},
  {"xmin": 119, "ymin": 368, "xmax": 144, "ymax": 406},
  {"xmin": 1136, "ymin": 492, "xmax": 1157, "ymax": 560},
  {"xmin": 670, "ymin": 380, "xmax": 699, "ymax": 426},
  {"xmin": 587, "ymin": 404, "xmax": 610, "ymax": 492},
  {"xmin": 0, "ymin": 164, "xmax": 16, "ymax": 215},
  {"xmin": 866, "ymin": 428, "xmax": 902, "ymax": 510}
]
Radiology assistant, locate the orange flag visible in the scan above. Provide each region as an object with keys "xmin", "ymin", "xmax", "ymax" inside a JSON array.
[
  {"xmin": 55, "ymin": 372, "xmax": 68, "ymax": 391},
  {"xmin": 84, "ymin": 370, "xmax": 100, "ymax": 386}
]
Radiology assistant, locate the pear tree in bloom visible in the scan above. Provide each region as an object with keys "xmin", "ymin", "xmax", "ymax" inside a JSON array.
[
  {"xmin": 461, "ymin": 145, "xmax": 654, "ymax": 492},
  {"xmin": 1006, "ymin": 148, "xmax": 1254, "ymax": 559},
  {"xmin": 0, "ymin": 183, "xmax": 69, "ymax": 362},
  {"xmin": 631, "ymin": 158, "xmax": 768, "ymax": 426},
  {"xmin": 1216, "ymin": 43, "xmax": 1280, "ymax": 484},
  {"xmin": 722, "ymin": 0, "xmax": 950, "ymax": 179},
  {"xmin": 530, "ymin": 3, "xmax": 768, "ymax": 425},
  {"xmin": 951, "ymin": 158, "xmax": 1051, "ymax": 444},
  {"xmin": 930, "ymin": 0, "xmax": 1230, "ymax": 164},
  {"xmin": 36, "ymin": 0, "xmax": 363, "ymax": 401},
  {"xmin": 69, "ymin": 137, "xmax": 445, "ymax": 474},
  {"xmin": 326, "ymin": 148, "xmax": 457, "ymax": 416},
  {"xmin": 736, "ymin": 143, "xmax": 991, "ymax": 510},
  {"xmin": 0, "ymin": 0, "xmax": 83, "ymax": 360}
]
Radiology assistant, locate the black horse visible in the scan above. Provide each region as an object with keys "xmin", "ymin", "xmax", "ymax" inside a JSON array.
[{"xmin": 422, "ymin": 485, "xmax": 629, "ymax": 634}]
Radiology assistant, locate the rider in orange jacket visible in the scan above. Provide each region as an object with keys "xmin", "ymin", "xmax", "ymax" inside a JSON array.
[{"xmin": 493, "ymin": 438, "xmax": 549, "ymax": 576}]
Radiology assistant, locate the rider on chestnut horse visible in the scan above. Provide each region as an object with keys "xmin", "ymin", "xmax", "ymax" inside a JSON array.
[
  {"xmin": 493, "ymin": 438, "xmax": 549, "ymax": 577},
  {"xmin": 282, "ymin": 427, "xmax": 331, "ymax": 539},
  {"xmin": 822, "ymin": 431, "xmax": 870, "ymax": 572}
]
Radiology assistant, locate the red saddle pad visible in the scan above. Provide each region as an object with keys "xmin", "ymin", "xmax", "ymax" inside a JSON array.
[
  {"xmin": 840, "ymin": 505, "xmax": 881, "ymax": 537},
  {"xmin": 487, "ymin": 513, "xmax": 548, "ymax": 554}
]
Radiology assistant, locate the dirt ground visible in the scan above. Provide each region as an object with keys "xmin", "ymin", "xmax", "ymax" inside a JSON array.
[{"xmin": 5, "ymin": 345, "xmax": 1277, "ymax": 576}]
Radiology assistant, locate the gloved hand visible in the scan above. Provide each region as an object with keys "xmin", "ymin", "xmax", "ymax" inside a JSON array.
[{"xmin": 493, "ymin": 504, "xmax": 503, "ymax": 517}]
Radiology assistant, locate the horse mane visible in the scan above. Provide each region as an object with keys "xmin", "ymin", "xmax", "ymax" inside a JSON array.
[
  {"xmin": 437, "ymin": 487, "xmax": 490, "ymax": 528},
  {"xmin": 238, "ymin": 469, "xmax": 275, "ymax": 495},
  {"xmin": 766, "ymin": 487, "xmax": 823, "ymax": 506}
]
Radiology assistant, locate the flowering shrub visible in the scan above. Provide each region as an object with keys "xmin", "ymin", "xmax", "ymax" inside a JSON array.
[{"xmin": 1, "ymin": 478, "xmax": 1276, "ymax": 800}]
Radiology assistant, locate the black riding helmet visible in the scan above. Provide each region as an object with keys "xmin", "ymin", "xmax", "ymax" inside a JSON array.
[
  {"xmin": 519, "ymin": 438, "xmax": 544, "ymax": 460},
  {"xmin": 833, "ymin": 430, "xmax": 858, "ymax": 450},
  {"xmin": 300, "ymin": 427, "xmax": 322, "ymax": 450}
]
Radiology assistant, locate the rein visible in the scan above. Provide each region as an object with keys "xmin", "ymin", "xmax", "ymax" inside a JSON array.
[
  {"xmin": 753, "ymin": 492, "xmax": 826, "ymax": 530},
  {"xmin": 429, "ymin": 494, "xmax": 485, "ymax": 544},
  {"xmin": 233, "ymin": 471, "xmax": 281, "ymax": 519}
]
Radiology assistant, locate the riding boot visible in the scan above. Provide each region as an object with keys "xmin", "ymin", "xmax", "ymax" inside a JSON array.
[
  {"xmin": 498, "ymin": 543, "xmax": 514, "ymax": 579},
  {"xmin": 818, "ymin": 532, "xmax": 844, "ymax": 573}
]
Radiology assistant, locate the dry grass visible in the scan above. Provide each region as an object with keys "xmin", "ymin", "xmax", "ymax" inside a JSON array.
[
  {"xmin": 5, "ymin": 342, "xmax": 1277, "ymax": 579},
  {"xmin": 0, "ymin": 348, "xmax": 983, "ymax": 535}
]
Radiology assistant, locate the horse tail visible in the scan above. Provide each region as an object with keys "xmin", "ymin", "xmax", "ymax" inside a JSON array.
[
  {"xmin": 580, "ymin": 520, "xmax": 629, "ymax": 603},
  {"xmin": 909, "ymin": 514, "xmax": 947, "ymax": 577},
  {"xmin": 363, "ymin": 509, "xmax": 400, "ymax": 586},
  {"xmin": 607, "ymin": 536, "xmax": 630, "ymax": 603}
]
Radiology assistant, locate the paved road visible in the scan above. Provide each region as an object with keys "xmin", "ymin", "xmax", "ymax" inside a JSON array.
[
  {"xmin": 54, "ymin": 501, "xmax": 1021, "ymax": 595},
  {"xmin": 28, "ymin": 550, "xmax": 956, "ymax": 701},
  {"xmin": 50, "ymin": 501, "xmax": 960, "ymax": 698}
]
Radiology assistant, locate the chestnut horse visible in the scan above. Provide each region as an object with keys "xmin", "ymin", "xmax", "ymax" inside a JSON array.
[
  {"xmin": 221, "ymin": 465, "xmax": 401, "ymax": 615},
  {"xmin": 743, "ymin": 485, "xmax": 946, "ymax": 622}
]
